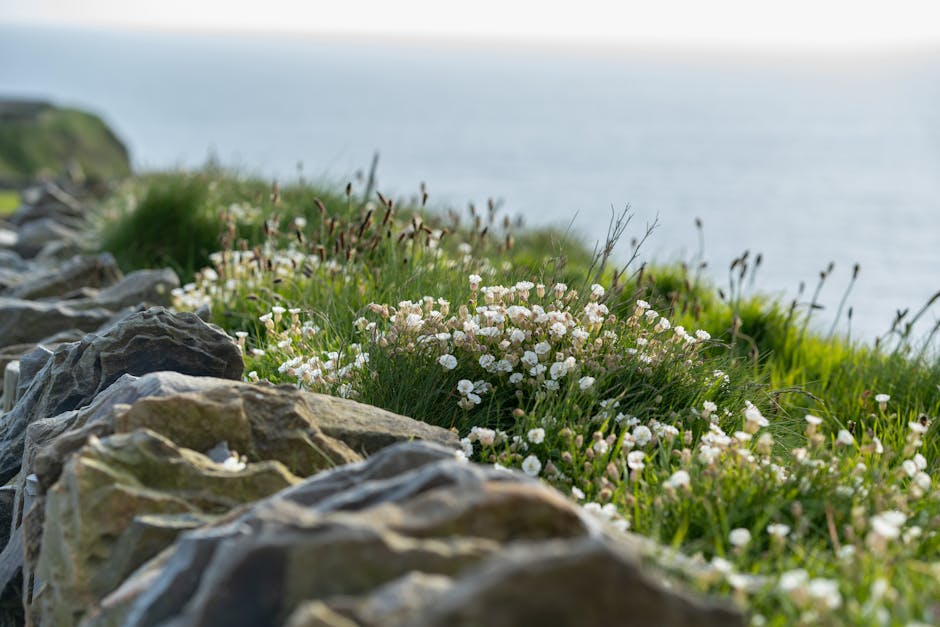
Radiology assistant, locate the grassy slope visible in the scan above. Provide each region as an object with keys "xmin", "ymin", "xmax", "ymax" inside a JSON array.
[
  {"xmin": 0, "ymin": 105, "xmax": 131, "ymax": 186},
  {"xmin": 97, "ymin": 169, "xmax": 940, "ymax": 625}
]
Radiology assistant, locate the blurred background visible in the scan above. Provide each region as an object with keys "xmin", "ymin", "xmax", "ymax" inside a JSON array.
[{"xmin": 1, "ymin": 0, "xmax": 939, "ymax": 341}]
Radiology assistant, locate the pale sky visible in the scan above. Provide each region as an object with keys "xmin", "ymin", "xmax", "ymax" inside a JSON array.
[{"xmin": 2, "ymin": 0, "xmax": 939, "ymax": 50}]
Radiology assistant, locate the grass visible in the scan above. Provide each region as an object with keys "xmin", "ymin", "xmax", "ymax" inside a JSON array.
[
  {"xmin": 0, "ymin": 190, "xmax": 18, "ymax": 217},
  {"xmin": 98, "ymin": 167, "xmax": 940, "ymax": 625}
]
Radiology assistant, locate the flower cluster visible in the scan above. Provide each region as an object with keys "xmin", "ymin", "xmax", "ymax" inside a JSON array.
[{"xmin": 360, "ymin": 280, "xmax": 712, "ymax": 410}]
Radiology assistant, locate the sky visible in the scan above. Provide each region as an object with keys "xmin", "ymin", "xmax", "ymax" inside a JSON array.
[{"xmin": 2, "ymin": 0, "xmax": 939, "ymax": 50}]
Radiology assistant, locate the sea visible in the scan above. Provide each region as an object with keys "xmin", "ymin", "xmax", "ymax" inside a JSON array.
[{"xmin": 2, "ymin": 24, "xmax": 939, "ymax": 343}]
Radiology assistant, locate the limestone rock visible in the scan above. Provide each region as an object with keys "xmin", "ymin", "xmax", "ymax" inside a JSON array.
[
  {"xmin": 0, "ymin": 297, "xmax": 113, "ymax": 349},
  {"xmin": 410, "ymin": 539, "xmax": 740, "ymax": 627},
  {"xmin": 86, "ymin": 442, "xmax": 740, "ymax": 627},
  {"xmin": 64, "ymin": 268, "xmax": 179, "ymax": 311},
  {"xmin": 8, "ymin": 182, "xmax": 84, "ymax": 227},
  {"xmin": 11, "ymin": 218, "xmax": 84, "ymax": 259},
  {"xmin": 36, "ymin": 428, "xmax": 300, "ymax": 626},
  {"xmin": 0, "ymin": 308, "xmax": 243, "ymax": 485},
  {"xmin": 10, "ymin": 373, "xmax": 457, "ymax": 626},
  {"xmin": 0, "ymin": 251, "xmax": 28, "ymax": 271},
  {"xmin": 3, "ymin": 253, "xmax": 122, "ymax": 300}
]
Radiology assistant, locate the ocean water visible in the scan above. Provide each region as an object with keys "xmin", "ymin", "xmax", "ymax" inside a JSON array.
[{"xmin": 2, "ymin": 25, "xmax": 939, "ymax": 342}]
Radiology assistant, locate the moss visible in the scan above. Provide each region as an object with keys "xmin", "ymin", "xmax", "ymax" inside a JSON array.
[{"xmin": 0, "ymin": 190, "xmax": 18, "ymax": 216}]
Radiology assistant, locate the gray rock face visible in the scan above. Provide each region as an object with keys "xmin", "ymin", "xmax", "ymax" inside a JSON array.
[
  {"xmin": 65, "ymin": 268, "xmax": 179, "ymax": 311},
  {"xmin": 9, "ymin": 182, "xmax": 85, "ymax": 227},
  {"xmin": 82, "ymin": 442, "xmax": 741, "ymax": 627},
  {"xmin": 3, "ymin": 253, "xmax": 122, "ymax": 300},
  {"xmin": 0, "ymin": 251, "xmax": 27, "ymax": 271},
  {"xmin": 0, "ymin": 307, "xmax": 243, "ymax": 485},
  {"xmin": 1, "ymin": 373, "xmax": 456, "ymax": 626},
  {"xmin": 0, "ymin": 298, "xmax": 113, "ymax": 349},
  {"xmin": 11, "ymin": 218, "xmax": 84, "ymax": 259}
]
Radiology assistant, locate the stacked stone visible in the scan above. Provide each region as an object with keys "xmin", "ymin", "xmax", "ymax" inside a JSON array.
[{"xmin": 0, "ymin": 184, "xmax": 741, "ymax": 627}]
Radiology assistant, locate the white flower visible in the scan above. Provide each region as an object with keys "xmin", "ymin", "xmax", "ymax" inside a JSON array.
[
  {"xmin": 478, "ymin": 354, "xmax": 496, "ymax": 371},
  {"xmin": 550, "ymin": 362, "xmax": 568, "ymax": 380},
  {"xmin": 627, "ymin": 450, "xmax": 645, "ymax": 470},
  {"xmin": 710, "ymin": 556, "xmax": 733, "ymax": 575},
  {"xmin": 521, "ymin": 455, "xmax": 542, "ymax": 477},
  {"xmin": 729, "ymin": 527, "xmax": 752, "ymax": 547},
  {"xmin": 778, "ymin": 569, "xmax": 808, "ymax": 593},
  {"xmin": 664, "ymin": 469, "xmax": 690, "ymax": 490},
  {"xmin": 471, "ymin": 426, "xmax": 496, "ymax": 446},
  {"xmin": 578, "ymin": 376, "xmax": 595, "ymax": 391},
  {"xmin": 521, "ymin": 351, "xmax": 539, "ymax": 366},
  {"xmin": 527, "ymin": 428, "xmax": 546, "ymax": 444},
  {"xmin": 767, "ymin": 523, "xmax": 791, "ymax": 538},
  {"xmin": 805, "ymin": 414, "xmax": 823, "ymax": 425},
  {"xmin": 590, "ymin": 283, "xmax": 605, "ymax": 298},
  {"xmin": 509, "ymin": 328, "xmax": 526, "ymax": 344},
  {"xmin": 469, "ymin": 274, "xmax": 482, "ymax": 289},
  {"xmin": 549, "ymin": 322, "xmax": 567, "ymax": 337},
  {"xmin": 543, "ymin": 379, "xmax": 559, "ymax": 391},
  {"xmin": 633, "ymin": 425, "xmax": 652, "ymax": 447},
  {"xmin": 437, "ymin": 354, "xmax": 458, "ymax": 370},
  {"xmin": 870, "ymin": 510, "xmax": 906, "ymax": 540},
  {"xmin": 913, "ymin": 471, "xmax": 931, "ymax": 492},
  {"xmin": 509, "ymin": 373, "xmax": 524, "ymax": 384},
  {"xmin": 874, "ymin": 393, "xmax": 890, "ymax": 404},
  {"xmin": 456, "ymin": 379, "xmax": 474, "ymax": 396},
  {"xmin": 743, "ymin": 404, "xmax": 769, "ymax": 431},
  {"xmin": 902, "ymin": 459, "xmax": 918, "ymax": 477},
  {"xmin": 593, "ymin": 439, "xmax": 609, "ymax": 455},
  {"xmin": 914, "ymin": 453, "xmax": 927, "ymax": 470},
  {"xmin": 635, "ymin": 299, "xmax": 650, "ymax": 310},
  {"xmin": 807, "ymin": 578, "xmax": 842, "ymax": 610},
  {"xmin": 220, "ymin": 454, "xmax": 247, "ymax": 472},
  {"xmin": 695, "ymin": 329, "xmax": 711, "ymax": 341},
  {"xmin": 702, "ymin": 401, "xmax": 717, "ymax": 419},
  {"xmin": 460, "ymin": 437, "xmax": 473, "ymax": 458},
  {"xmin": 571, "ymin": 486, "xmax": 585, "ymax": 500},
  {"xmin": 836, "ymin": 429, "xmax": 855, "ymax": 446},
  {"xmin": 534, "ymin": 341, "xmax": 551, "ymax": 355}
]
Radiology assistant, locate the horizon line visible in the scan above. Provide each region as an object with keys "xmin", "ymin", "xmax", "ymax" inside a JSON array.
[{"xmin": 3, "ymin": 18, "xmax": 940, "ymax": 60}]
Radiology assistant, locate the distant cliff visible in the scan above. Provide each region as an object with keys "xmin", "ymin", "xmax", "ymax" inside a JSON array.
[{"xmin": 0, "ymin": 99, "xmax": 131, "ymax": 188}]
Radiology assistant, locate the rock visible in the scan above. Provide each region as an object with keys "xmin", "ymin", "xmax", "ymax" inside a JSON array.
[
  {"xmin": 0, "ymin": 251, "xmax": 27, "ymax": 271},
  {"xmin": 64, "ymin": 268, "xmax": 179, "ymax": 311},
  {"xmin": 410, "ymin": 539, "xmax": 739, "ymax": 627},
  {"xmin": 7, "ymin": 372, "xmax": 457, "ymax": 625},
  {"xmin": 24, "ymin": 372, "xmax": 456, "ymax": 498},
  {"xmin": 85, "ymin": 442, "xmax": 740, "ymax": 627},
  {"xmin": 11, "ymin": 218, "xmax": 84, "ymax": 259},
  {"xmin": 1, "ymin": 361, "xmax": 18, "ymax": 413},
  {"xmin": 0, "ymin": 297, "xmax": 113, "ymax": 348},
  {"xmin": 3, "ymin": 253, "xmax": 122, "ymax": 300},
  {"xmin": 36, "ymin": 428, "xmax": 300, "ymax": 626},
  {"xmin": 0, "ymin": 486, "xmax": 14, "ymax": 547},
  {"xmin": 0, "ymin": 307, "xmax": 243, "ymax": 485},
  {"xmin": 8, "ymin": 182, "xmax": 84, "ymax": 227}
]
